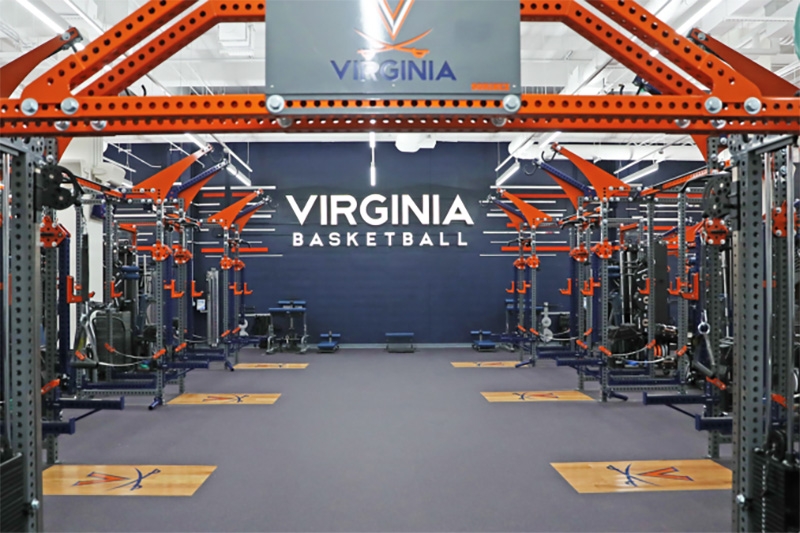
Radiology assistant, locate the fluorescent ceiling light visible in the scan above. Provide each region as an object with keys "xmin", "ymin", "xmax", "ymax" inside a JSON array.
[
  {"xmin": 15, "ymin": 0, "xmax": 64, "ymax": 34},
  {"xmin": 623, "ymin": 162, "xmax": 660, "ymax": 183},
  {"xmin": 62, "ymin": 0, "xmax": 103, "ymax": 34},
  {"xmin": 370, "ymin": 162, "xmax": 376, "ymax": 187},
  {"xmin": 677, "ymin": 0, "xmax": 723, "ymax": 35},
  {"xmin": 540, "ymin": 131, "xmax": 562, "ymax": 147},
  {"xmin": 226, "ymin": 164, "xmax": 252, "ymax": 187},
  {"xmin": 186, "ymin": 134, "xmax": 207, "ymax": 150},
  {"xmin": 495, "ymin": 160, "xmax": 521, "ymax": 187},
  {"xmin": 214, "ymin": 136, "xmax": 252, "ymax": 173}
]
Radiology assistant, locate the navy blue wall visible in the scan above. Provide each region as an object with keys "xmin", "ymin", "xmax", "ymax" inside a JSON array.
[{"xmin": 117, "ymin": 142, "xmax": 703, "ymax": 343}]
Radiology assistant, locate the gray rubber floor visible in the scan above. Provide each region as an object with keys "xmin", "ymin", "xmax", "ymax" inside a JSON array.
[{"xmin": 45, "ymin": 348, "xmax": 731, "ymax": 532}]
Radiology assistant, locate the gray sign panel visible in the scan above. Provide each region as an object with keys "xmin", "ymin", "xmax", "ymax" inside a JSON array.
[{"xmin": 265, "ymin": 0, "xmax": 520, "ymax": 106}]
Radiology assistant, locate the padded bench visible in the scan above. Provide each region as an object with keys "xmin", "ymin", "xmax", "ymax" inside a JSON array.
[
  {"xmin": 317, "ymin": 332, "xmax": 341, "ymax": 353},
  {"xmin": 385, "ymin": 332, "xmax": 415, "ymax": 353},
  {"xmin": 470, "ymin": 330, "xmax": 497, "ymax": 352}
]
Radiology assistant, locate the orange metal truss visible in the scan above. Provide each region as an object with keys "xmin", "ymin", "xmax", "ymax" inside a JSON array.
[{"xmin": 0, "ymin": 0, "xmax": 797, "ymax": 139}]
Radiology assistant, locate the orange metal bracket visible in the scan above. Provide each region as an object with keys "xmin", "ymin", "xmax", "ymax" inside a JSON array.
[
  {"xmin": 229, "ymin": 283, "xmax": 243, "ymax": 296},
  {"xmin": 501, "ymin": 190, "xmax": 553, "ymax": 228},
  {"xmin": 110, "ymin": 282, "xmax": 123, "ymax": 299},
  {"xmin": 0, "ymin": 27, "xmax": 82, "ymax": 98},
  {"xmin": 207, "ymin": 190, "xmax": 263, "ymax": 230},
  {"xmin": 40, "ymin": 216, "xmax": 69, "ymax": 248},
  {"xmin": 191, "ymin": 280, "xmax": 203, "ymax": 298},
  {"xmin": 576, "ymin": 340, "xmax": 588, "ymax": 350},
  {"xmin": 599, "ymin": 346, "xmax": 612, "ymax": 357},
  {"xmin": 243, "ymin": 282, "xmax": 253, "ymax": 296},
  {"xmin": 552, "ymin": 144, "xmax": 630, "ymax": 200},
  {"xmin": 130, "ymin": 146, "xmax": 211, "ymax": 203},
  {"xmin": 581, "ymin": 278, "xmax": 601, "ymax": 297},
  {"xmin": 173, "ymin": 244, "xmax": 193, "ymax": 265},
  {"xmin": 65, "ymin": 275, "xmax": 94, "ymax": 303},
  {"xmin": 569, "ymin": 244, "xmax": 590, "ymax": 263},
  {"xmin": 177, "ymin": 171, "xmax": 221, "ymax": 208},
  {"xmin": 690, "ymin": 29, "xmax": 798, "ymax": 97},
  {"xmin": 559, "ymin": 278, "xmax": 572, "ymax": 296},
  {"xmin": 541, "ymin": 169, "xmax": 585, "ymax": 210},
  {"xmin": 164, "ymin": 280, "xmax": 185, "ymax": 299},
  {"xmin": 591, "ymin": 240, "xmax": 615, "ymax": 260}
]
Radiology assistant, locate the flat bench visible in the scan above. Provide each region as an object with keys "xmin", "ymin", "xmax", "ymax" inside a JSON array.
[
  {"xmin": 317, "ymin": 333, "xmax": 341, "ymax": 353},
  {"xmin": 470, "ymin": 330, "xmax": 496, "ymax": 352},
  {"xmin": 385, "ymin": 332, "xmax": 415, "ymax": 353}
]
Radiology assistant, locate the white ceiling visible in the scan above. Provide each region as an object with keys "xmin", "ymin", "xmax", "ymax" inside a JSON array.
[{"xmin": 1, "ymin": 0, "xmax": 798, "ymax": 160}]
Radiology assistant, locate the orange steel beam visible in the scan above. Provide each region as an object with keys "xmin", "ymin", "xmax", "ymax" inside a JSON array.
[
  {"xmin": 1, "ymin": 0, "xmax": 798, "ymax": 137},
  {"xmin": 587, "ymin": 0, "xmax": 761, "ymax": 100},
  {"xmin": 2, "ymin": 112, "xmax": 796, "ymax": 136},
  {"xmin": 0, "ymin": 27, "xmax": 82, "ymax": 98},
  {"xmin": 82, "ymin": 0, "xmax": 263, "ymax": 97},
  {"xmin": 22, "ymin": 0, "xmax": 196, "ymax": 101},
  {"xmin": 689, "ymin": 28, "xmax": 800, "ymax": 98}
]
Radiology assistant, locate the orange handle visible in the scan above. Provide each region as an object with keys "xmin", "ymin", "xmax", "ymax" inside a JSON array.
[
  {"xmin": 110, "ymin": 282, "xmax": 123, "ymax": 299},
  {"xmin": 220, "ymin": 330, "xmax": 230, "ymax": 338},
  {"xmin": 645, "ymin": 339, "xmax": 656, "ymax": 349},
  {"xmin": 529, "ymin": 328, "xmax": 540, "ymax": 336},
  {"xmin": 576, "ymin": 340, "xmax": 587, "ymax": 349},
  {"xmin": 41, "ymin": 379, "xmax": 60, "ymax": 395},
  {"xmin": 708, "ymin": 377, "xmax": 727, "ymax": 391},
  {"xmin": 152, "ymin": 349, "xmax": 166, "ymax": 360},
  {"xmin": 676, "ymin": 345, "xmax": 687, "ymax": 357},
  {"xmin": 66, "ymin": 276, "xmax": 83, "ymax": 304},
  {"xmin": 583, "ymin": 328, "xmax": 593, "ymax": 338},
  {"xmin": 517, "ymin": 324, "xmax": 527, "ymax": 333},
  {"xmin": 74, "ymin": 350, "xmax": 86, "ymax": 361},
  {"xmin": 175, "ymin": 342, "xmax": 187, "ymax": 353},
  {"xmin": 638, "ymin": 278, "xmax": 650, "ymax": 295},
  {"xmin": 771, "ymin": 393, "xmax": 787, "ymax": 407},
  {"xmin": 104, "ymin": 343, "xmax": 116, "ymax": 354},
  {"xmin": 599, "ymin": 346, "xmax": 612, "ymax": 356},
  {"xmin": 232, "ymin": 326, "xmax": 241, "ymax": 334}
]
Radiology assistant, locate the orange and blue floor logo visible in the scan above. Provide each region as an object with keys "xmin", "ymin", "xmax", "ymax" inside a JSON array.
[
  {"xmin": 234, "ymin": 363, "xmax": 308, "ymax": 370},
  {"xmin": 168, "ymin": 393, "xmax": 280, "ymax": 405},
  {"xmin": 451, "ymin": 361, "xmax": 520, "ymax": 368},
  {"xmin": 43, "ymin": 465, "xmax": 216, "ymax": 496},
  {"xmin": 551, "ymin": 459, "xmax": 732, "ymax": 493},
  {"xmin": 481, "ymin": 391, "xmax": 594, "ymax": 402}
]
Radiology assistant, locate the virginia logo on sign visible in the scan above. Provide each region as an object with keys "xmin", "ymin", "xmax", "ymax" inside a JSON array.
[
  {"xmin": 356, "ymin": 0, "xmax": 430, "ymax": 59},
  {"xmin": 331, "ymin": 0, "xmax": 456, "ymax": 82}
]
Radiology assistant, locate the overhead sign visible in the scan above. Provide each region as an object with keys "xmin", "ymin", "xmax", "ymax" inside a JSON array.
[{"xmin": 265, "ymin": 0, "xmax": 520, "ymax": 111}]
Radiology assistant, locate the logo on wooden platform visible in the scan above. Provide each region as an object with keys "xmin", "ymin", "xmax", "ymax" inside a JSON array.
[
  {"xmin": 234, "ymin": 363, "xmax": 309, "ymax": 369},
  {"xmin": 481, "ymin": 391, "xmax": 593, "ymax": 402},
  {"xmin": 43, "ymin": 465, "xmax": 216, "ymax": 496},
  {"xmin": 168, "ymin": 393, "xmax": 280, "ymax": 405},
  {"xmin": 551, "ymin": 459, "xmax": 732, "ymax": 493},
  {"xmin": 451, "ymin": 361, "xmax": 519, "ymax": 368}
]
